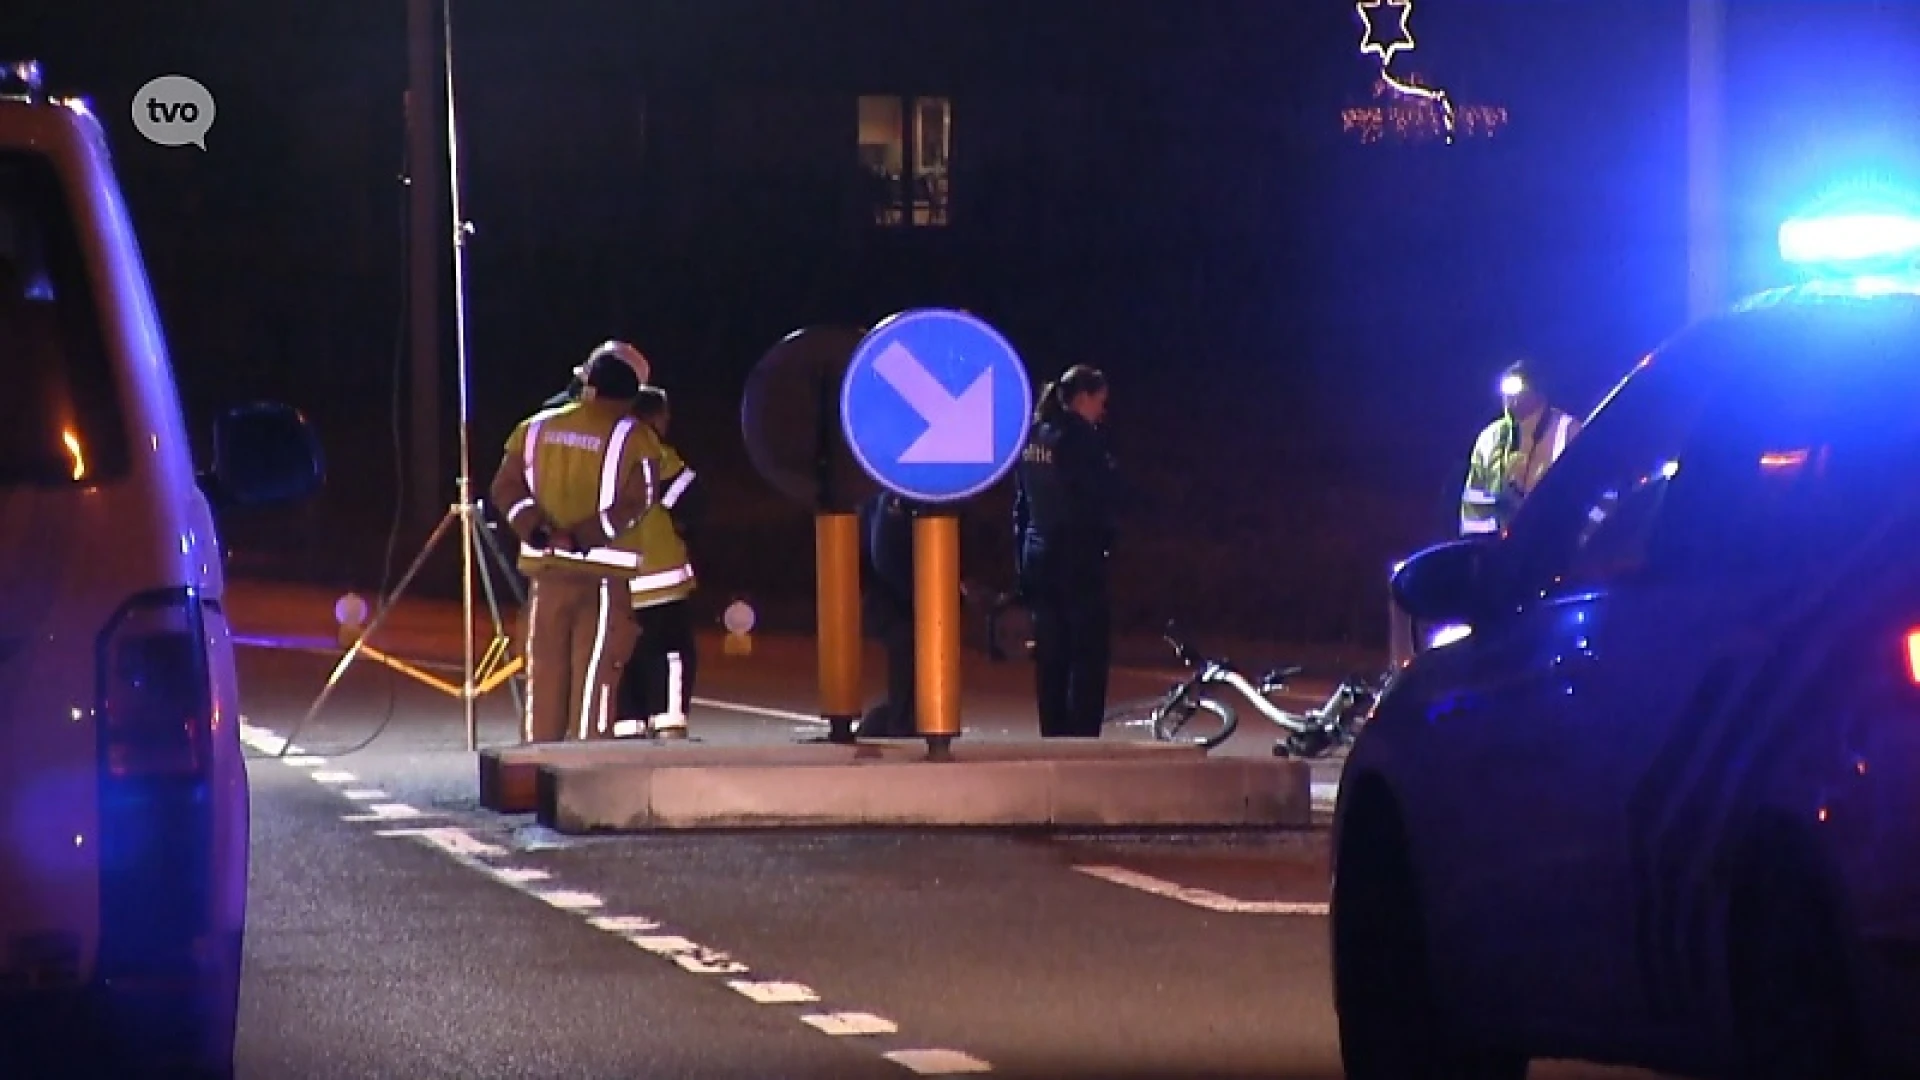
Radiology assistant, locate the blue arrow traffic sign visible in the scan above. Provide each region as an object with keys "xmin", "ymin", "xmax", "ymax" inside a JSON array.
[{"xmin": 840, "ymin": 308, "xmax": 1033, "ymax": 504}]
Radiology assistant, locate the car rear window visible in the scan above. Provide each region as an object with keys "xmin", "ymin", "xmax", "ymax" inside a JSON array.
[
  {"xmin": 1647, "ymin": 301, "xmax": 1920, "ymax": 580},
  {"xmin": 0, "ymin": 148, "xmax": 128, "ymax": 487}
]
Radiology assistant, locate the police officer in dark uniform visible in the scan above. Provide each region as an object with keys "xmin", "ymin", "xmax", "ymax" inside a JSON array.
[{"xmin": 1012, "ymin": 364, "xmax": 1117, "ymax": 738}]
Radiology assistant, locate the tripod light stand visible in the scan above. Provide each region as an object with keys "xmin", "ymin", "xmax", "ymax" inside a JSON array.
[{"xmin": 281, "ymin": 0, "xmax": 525, "ymax": 755}]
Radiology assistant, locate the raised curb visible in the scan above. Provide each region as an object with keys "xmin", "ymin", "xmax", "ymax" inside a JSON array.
[
  {"xmin": 479, "ymin": 738, "xmax": 1202, "ymax": 814},
  {"xmin": 523, "ymin": 744, "xmax": 1311, "ymax": 832}
]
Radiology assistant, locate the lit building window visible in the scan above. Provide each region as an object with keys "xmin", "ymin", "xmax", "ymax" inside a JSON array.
[
  {"xmin": 1341, "ymin": 74, "xmax": 1508, "ymax": 144},
  {"xmin": 857, "ymin": 95, "xmax": 952, "ymax": 226}
]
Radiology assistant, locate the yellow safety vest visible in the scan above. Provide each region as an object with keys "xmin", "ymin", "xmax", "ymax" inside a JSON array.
[
  {"xmin": 506, "ymin": 400, "xmax": 661, "ymax": 578},
  {"xmin": 629, "ymin": 443, "xmax": 698, "ymax": 608},
  {"xmin": 1460, "ymin": 407, "xmax": 1581, "ymax": 536}
]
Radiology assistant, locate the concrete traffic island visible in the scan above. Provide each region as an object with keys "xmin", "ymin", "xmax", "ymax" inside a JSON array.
[
  {"xmin": 477, "ymin": 740, "xmax": 1311, "ymax": 832},
  {"xmin": 473, "ymin": 314, "xmax": 1324, "ymax": 834}
]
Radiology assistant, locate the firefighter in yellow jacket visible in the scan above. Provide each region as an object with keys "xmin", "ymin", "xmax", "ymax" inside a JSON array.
[
  {"xmin": 614, "ymin": 386, "xmax": 700, "ymax": 739},
  {"xmin": 490, "ymin": 352, "xmax": 662, "ymax": 743}
]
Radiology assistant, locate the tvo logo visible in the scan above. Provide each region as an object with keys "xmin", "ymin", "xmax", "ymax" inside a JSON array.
[{"xmin": 132, "ymin": 75, "xmax": 216, "ymax": 150}]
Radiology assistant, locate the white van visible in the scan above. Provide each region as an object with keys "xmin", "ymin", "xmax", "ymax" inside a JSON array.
[{"xmin": 0, "ymin": 62, "xmax": 321, "ymax": 1077}]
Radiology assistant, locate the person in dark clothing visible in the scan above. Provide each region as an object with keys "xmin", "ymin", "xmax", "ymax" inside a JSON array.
[
  {"xmin": 856, "ymin": 491, "xmax": 918, "ymax": 738},
  {"xmin": 1012, "ymin": 364, "xmax": 1117, "ymax": 738}
]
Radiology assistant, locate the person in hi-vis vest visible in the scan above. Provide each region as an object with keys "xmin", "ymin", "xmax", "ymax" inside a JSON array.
[
  {"xmin": 490, "ymin": 352, "xmax": 662, "ymax": 743},
  {"xmin": 613, "ymin": 387, "xmax": 702, "ymax": 740},
  {"xmin": 1460, "ymin": 362, "xmax": 1581, "ymax": 537},
  {"xmin": 484, "ymin": 339, "xmax": 652, "ymax": 579}
]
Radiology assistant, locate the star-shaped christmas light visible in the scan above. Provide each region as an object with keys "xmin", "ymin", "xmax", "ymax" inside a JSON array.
[
  {"xmin": 1356, "ymin": 0, "xmax": 1416, "ymax": 67},
  {"xmin": 1350, "ymin": 0, "xmax": 1454, "ymax": 143}
]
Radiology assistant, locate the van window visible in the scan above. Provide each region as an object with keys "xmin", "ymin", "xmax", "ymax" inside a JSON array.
[{"xmin": 0, "ymin": 150, "xmax": 127, "ymax": 486}]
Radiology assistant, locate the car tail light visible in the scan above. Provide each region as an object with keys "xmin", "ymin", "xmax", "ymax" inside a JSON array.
[
  {"xmin": 94, "ymin": 588, "xmax": 216, "ymax": 982},
  {"xmin": 98, "ymin": 589, "xmax": 211, "ymax": 778}
]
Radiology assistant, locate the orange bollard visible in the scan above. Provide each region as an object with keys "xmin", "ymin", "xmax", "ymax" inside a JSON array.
[
  {"xmin": 814, "ymin": 512, "xmax": 863, "ymax": 742},
  {"xmin": 912, "ymin": 511, "xmax": 962, "ymax": 759}
]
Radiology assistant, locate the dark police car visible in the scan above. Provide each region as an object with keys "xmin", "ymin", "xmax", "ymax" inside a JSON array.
[{"xmin": 1333, "ymin": 204, "xmax": 1920, "ymax": 1079}]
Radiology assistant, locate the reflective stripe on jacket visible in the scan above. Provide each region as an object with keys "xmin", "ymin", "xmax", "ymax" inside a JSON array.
[
  {"xmin": 629, "ymin": 443, "xmax": 698, "ymax": 609},
  {"xmin": 489, "ymin": 398, "xmax": 661, "ymax": 578},
  {"xmin": 1460, "ymin": 407, "xmax": 1580, "ymax": 536}
]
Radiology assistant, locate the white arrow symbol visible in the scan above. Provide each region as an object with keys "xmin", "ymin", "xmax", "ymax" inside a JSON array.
[{"xmin": 872, "ymin": 341, "xmax": 995, "ymax": 465}]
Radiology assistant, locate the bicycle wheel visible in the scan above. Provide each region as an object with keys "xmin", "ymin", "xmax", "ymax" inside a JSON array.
[{"xmin": 1150, "ymin": 689, "xmax": 1237, "ymax": 749}]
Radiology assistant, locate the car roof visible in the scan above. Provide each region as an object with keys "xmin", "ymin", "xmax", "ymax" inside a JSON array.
[
  {"xmin": 1633, "ymin": 274, "xmax": 1920, "ymax": 397},
  {"xmin": 1729, "ymin": 272, "xmax": 1920, "ymax": 315}
]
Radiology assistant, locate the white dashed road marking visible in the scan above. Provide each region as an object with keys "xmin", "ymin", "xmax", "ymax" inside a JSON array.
[
  {"xmin": 341, "ymin": 803, "xmax": 433, "ymax": 823},
  {"xmin": 729, "ymin": 980, "xmax": 820, "ymax": 1004},
  {"xmin": 489, "ymin": 866, "xmax": 551, "ymax": 885},
  {"xmin": 630, "ymin": 934, "xmax": 703, "ymax": 956},
  {"xmin": 885, "ymin": 1049, "xmax": 995, "ymax": 1075},
  {"xmin": 376, "ymin": 827, "xmax": 508, "ymax": 859},
  {"xmin": 674, "ymin": 949, "xmax": 751, "ymax": 976},
  {"xmin": 1072, "ymin": 865, "xmax": 1330, "ymax": 916},
  {"xmin": 529, "ymin": 889, "xmax": 604, "ymax": 911},
  {"xmin": 587, "ymin": 915, "xmax": 660, "ymax": 933},
  {"xmin": 237, "ymin": 717, "xmax": 993, "ymax": 1074},
  {"xmin": 804, "ymin": 1012, "xmax": 899, "ymax": 1036},
  {"xmin": 238, "ymin": 725, "xmax": 289, "ymax": 755}
]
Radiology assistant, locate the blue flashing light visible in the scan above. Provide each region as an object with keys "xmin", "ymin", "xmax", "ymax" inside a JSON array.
[
  {"xmin": 1779, "ymin": 212, "xmax": 1920, "ymax": 268},
  {"xmin": 1778, "ymin": 180, "xmax": 1920, "ymax": 274}
]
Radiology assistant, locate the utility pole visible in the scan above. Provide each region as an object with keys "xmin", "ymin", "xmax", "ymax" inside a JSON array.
[
  {"xmin": 406, "ymin": 0, "xmax": 445, "ymax": 532},
  {"xmin": 1686, "ymin": 0, "xmax": 1725, "ymax": 322}
]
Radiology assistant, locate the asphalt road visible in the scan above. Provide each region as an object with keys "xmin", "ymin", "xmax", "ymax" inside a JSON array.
[
  {"xmin": 231, "ymin": 605, "xmax": 1671, "ymax": 1079},
  {"xmin": 239, "ymin": 761, "xmax": 903, "ymax": 1080}
]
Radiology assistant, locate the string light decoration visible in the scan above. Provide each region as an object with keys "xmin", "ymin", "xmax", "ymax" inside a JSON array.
[
  {"xmin": 1354, "ymin": 0, "xmax": 1457, "ymax": 143},
  {"xmin": 1342, "ymin": 74, "xmax": 1508, "ymax": 144}
]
